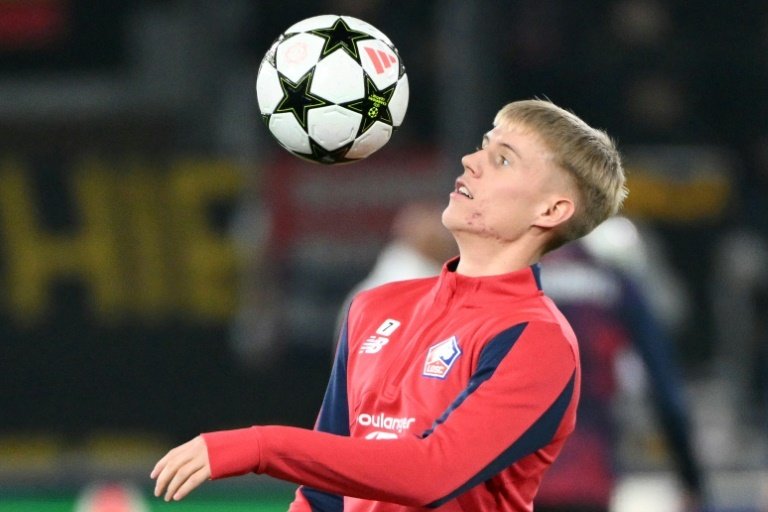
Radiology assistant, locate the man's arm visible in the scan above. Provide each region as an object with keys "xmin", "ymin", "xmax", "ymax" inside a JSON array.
[{"xmin": 194, "ymin": 321, "xmax": 578, "ymax": 507}]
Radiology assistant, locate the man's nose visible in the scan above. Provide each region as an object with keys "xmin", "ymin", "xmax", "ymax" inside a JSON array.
[{"xmin": 461, "ymin": 149, "xmax": 482, "ymax": 177}]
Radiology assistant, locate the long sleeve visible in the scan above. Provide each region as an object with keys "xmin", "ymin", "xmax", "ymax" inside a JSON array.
[{"xmin": 202, "ymin": 321, "xmax": 578, "ymax": 508}]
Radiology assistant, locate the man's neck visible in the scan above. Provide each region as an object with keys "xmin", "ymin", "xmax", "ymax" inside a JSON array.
[{"xmin": 453, "ymin": 237, "xmax": 544, "ymax": 277}]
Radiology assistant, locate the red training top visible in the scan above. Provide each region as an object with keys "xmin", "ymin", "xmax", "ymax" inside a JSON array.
[{"xmin": 203, "ymin": 259, "xmax": 580, "ymax": 511}]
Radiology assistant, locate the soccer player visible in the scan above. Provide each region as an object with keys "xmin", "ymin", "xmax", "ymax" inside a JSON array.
[{"xmin": 151, "ymin": 99, "xmax": 627, "ymax": 511}]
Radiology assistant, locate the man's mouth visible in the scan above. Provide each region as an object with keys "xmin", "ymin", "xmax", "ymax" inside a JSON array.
[{"xmin": 455, "ymin": 181, "xmax": 474, "ymax": 199}]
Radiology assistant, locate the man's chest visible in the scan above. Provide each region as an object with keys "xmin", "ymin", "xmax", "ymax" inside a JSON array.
[{"xmin": 344, "ymin": 303, "xmax": 508, "ymax": 440}]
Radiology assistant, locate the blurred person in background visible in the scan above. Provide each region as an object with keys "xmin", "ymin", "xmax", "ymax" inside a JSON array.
[
  {"xmin": 334, "ymin": 199, "xmax": 457, "ymax": 338},
  {"xmin": 150, "ymin": 98, "xmax": 627, "ymax": 511},
  {"xmin": 536, "ymin": 216, "xmax": 705, "ymax": 512},
  {"xmin": 228, "ymin": 169, "xmax": 282, "ymax": 368}
]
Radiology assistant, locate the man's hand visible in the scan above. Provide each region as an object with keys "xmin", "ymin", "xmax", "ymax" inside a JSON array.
[{"xmin": 150, "ymin": 436, "xmax": 211, "ymax": 501}]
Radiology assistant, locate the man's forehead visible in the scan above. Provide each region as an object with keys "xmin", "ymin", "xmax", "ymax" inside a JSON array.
[
  {"xmin": 485, "ymin": 122, "xmax": 540, "ymax": 144},
  {"xmin": 487, "ymin": 123, "xmax": 556, "ymax": 162}
]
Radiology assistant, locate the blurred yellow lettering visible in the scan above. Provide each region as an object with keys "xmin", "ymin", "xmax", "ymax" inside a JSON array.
[{"xmin": 0, "ymin": 157, "xmax": 244, "ymax": 323}]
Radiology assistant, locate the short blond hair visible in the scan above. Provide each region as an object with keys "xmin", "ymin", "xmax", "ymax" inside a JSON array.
[{"xmin": 495, "ymin": 99, "xmax": 627, "ymax": 251}]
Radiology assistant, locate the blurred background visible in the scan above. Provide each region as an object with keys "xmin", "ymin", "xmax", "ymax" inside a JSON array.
[{"xmin": 0, "ymin": 0, "xmax": 766, "ymax": 511}]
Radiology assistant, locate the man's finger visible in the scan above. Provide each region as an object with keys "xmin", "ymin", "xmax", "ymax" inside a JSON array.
[
  {"xmin": 163, "ymin": 453, "xmax": 208, "ymax": 502},
  {"xmin": 171, "ymin": 465, "xmax": 210, "ymax": 501},
  {"xmin": 150, "ymin": 457, "xmax": 167, "ymax": 480},
  {"xmin": 154, "ymin": 463, "xmax": 176, "ymax": 499},
  {"xmin": 153, "ymin": 445, "xmax": 195, "ymax": 498}
]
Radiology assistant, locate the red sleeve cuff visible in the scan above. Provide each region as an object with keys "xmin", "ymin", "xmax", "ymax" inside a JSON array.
[{"xmin": 201, "ymin": 427, "xmax": 264, "ymax": 479}]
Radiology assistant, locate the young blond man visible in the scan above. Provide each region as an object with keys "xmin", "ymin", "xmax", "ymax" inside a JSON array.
[{"xmin": 152, "ymin": 99, "xmax": 626, "ymax": 512}]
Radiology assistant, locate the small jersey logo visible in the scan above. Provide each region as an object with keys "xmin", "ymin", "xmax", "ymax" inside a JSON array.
[
  {"xmin": 360, "ymin": 336, "xmax": 389, "ymax": 354},
  {"xmin": 358, "ymin": 413, "xmax": 416, "ymax": 437},
  {"xmin": 359, "ymin": 319, "xmax": 400, "ymax": 354},
  {"xmin": 376, "ymin": 319, "xmax": 401, "ymax": 336},
  {"xmin": 423, "ymin": 336, "xmax": 462, "ymax": 379}
]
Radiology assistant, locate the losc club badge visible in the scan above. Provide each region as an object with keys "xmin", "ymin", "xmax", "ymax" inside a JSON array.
[{"xmin": 423, "ymin": 336, "xmax": 462, "ymax": 379}]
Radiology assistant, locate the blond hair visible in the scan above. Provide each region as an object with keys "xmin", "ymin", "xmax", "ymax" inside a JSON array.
[{"xmin": 494, "ymin": 99, "xmax": 627, "ymax": 251}]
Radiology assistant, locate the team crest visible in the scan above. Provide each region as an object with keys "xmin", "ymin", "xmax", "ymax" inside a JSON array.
[{"xmin": 423, "ymin": 336, "xmax": 462, "ymax": 379}]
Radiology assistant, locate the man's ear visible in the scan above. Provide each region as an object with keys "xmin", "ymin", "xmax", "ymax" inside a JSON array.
[{"xmin": 534, "ymin": 196, "xmax": 575, "ymax": 229}]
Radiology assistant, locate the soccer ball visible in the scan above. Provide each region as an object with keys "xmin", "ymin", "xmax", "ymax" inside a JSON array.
[{"xmin": 256, "ymin": 15, "xmax": 409, "ymax": 165}]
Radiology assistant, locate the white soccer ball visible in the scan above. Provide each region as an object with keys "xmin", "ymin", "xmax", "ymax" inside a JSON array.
[{"xmin": 256, "ymin": 15, "xmax": 409, "ymax": 165}]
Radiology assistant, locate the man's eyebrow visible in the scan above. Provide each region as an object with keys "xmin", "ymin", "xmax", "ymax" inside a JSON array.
[
  {"xmin": 483, "ymin": 132, "xmax": 521, "ymax": 158},
  {"xmin": 499, "ymin": 141, "xmax": 521, "ymax": 159}
]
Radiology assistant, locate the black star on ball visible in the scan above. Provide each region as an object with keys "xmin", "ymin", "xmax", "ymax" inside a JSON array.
[
  {"xmin": 342, "ymin": 74, "xmax": 397, "ymax": 135},
  {"xmin": 301, "ymin": 139, "xmax": 356, "ymax": 165},
  {"xmin": 273, "ymin": 71, "xmax": 330, "ymax": 129},
  {"xmin": 310, "ymin": 18, "xmax": 374, "ymax": 61}
]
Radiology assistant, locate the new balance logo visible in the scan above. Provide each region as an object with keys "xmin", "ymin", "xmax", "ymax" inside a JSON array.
[
  {"xmin": 360, "ymin": 336, "xmax": 389, "ymax": 354},
  {"xmin": 364, "ymin": 46, "xmax": 397, "ymax": 74},
  {"xmin": 360, "ymin": 319, "xmax": 400, "ymax": 354}
]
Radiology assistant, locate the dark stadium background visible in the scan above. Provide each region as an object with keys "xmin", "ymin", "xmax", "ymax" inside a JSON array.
[{"xmin": 0, "ymin": 1, "xmax": 765, "ymax": 510}]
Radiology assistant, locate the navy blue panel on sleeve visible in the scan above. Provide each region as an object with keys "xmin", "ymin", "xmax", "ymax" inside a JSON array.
[
  {"xmin": 300, "ymin": 487, "xmax": 344, "ymax": 512},
  {"xmin": 421, "ymin": 323, "xmax": 528, "ymax": 439},
  {"xmin": 428, "ymin": 371, "xmax": 577, "ymax": 508},
  {"xmin": 316, "ymin": 319, "xmax": 350, "ymax": 435},
  {"xmin": 298, "ymin": 314, "xmax": 351, "ymax": 511}
]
